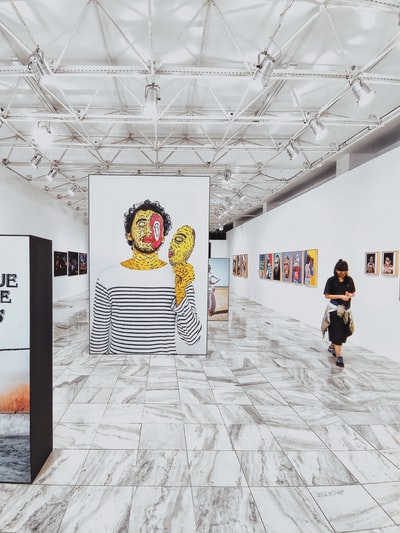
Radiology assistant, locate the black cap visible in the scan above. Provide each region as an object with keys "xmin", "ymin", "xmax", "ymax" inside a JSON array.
[{"xmin": 335, "ymin": 259, "xmax": 348, "ymax": 272}]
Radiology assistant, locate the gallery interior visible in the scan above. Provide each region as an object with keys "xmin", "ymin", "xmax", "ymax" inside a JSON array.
[{"xmin": 1, "ymin": 0, "xmax": 400, "ymax": 531}]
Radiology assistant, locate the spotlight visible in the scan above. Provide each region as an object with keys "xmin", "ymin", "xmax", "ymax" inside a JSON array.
[
  {"xmin": 67, "ymin": 185, "xmax": 78, "ymax": 197},
  {"xmin": 223, "ymin": 169, "xmax": 232, "ymax": 182},
  {"xmin": 309, "ymin": 117, "xmax": 327, "ymax": 141},
  {"xmin": 30, "ymin": 152, "xmax": 42, "ymax": 168},
  {"xmin": 46, "ymin": 163, "xmax": 58, "ymax": 181},
  {"xmin": 253, "ymin": 51, "xmax": 275, "ymax": 89},
  {"xmin": 286, "ymin": 142, "xmax": 299, "ymax": 160},
  {"xmin": 27, "ymin": 47, "xmax": 52, "ymax": 84},
  {"xmin": 351, "ymin": 78, "xmax": 375, "ymax": 107},
  {"xmin": 142, "ymin": 83, "xmax": 160, "ymax": 118}
]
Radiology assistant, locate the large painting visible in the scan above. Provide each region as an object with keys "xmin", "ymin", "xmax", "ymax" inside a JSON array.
[
  {"xmin": 0, "ymin": 237, "xmax": 30, "ymax": 483},
  {"xmin": 89, "ymin": 175, "xmax": 209, "ymax": 355},
  {"xmin": 208, "ymin": 258, "xmax": 230, "ymax": 321}
]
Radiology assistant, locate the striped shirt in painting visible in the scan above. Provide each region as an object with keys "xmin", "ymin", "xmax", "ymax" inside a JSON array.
[{"xmin": 90, "ymin": 264, "xmax": 202, "ymax": 354}]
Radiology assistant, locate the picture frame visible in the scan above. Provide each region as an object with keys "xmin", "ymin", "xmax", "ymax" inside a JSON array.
[
  {"xmin": 272, "ymin": 252, "xmax": 282, "ymax": 281},
  {"xmin": 291, "ymin": 250, "xmax": 303, "ymax": 285},
  {"xmin": 365, "ymin": 252, "xmax": 380, "ymax": 275},
  {"xmin": 382, "ymin": 251, "xmax": 398, "ymax": 276},
  {"xmin": 259, "ymin": 254, "xmax": 266, "ymax": 279},
  {"xmin": 266, "ymin": 253, "xmax": 273, "ymax": 280},
  {"xmin": 282, "ymin": 252, "xmax": 292, "ymax": 283},
  {"xmin": 304, "ymin": 249, "xmax": 318, "ymax": 287}
]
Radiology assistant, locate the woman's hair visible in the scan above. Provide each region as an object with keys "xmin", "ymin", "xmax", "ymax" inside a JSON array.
[
  {"xmin": 123, "ymin": 199, "xmax": 172, "ymax": 247},
  {"xmin": 334, "ymin": 258, "xmax": 349, "ymax": 274}
]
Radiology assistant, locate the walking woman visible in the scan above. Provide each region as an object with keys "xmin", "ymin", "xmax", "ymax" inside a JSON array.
[{"xmin": 323, "ymin": 259, "xmax": 356, "ymax": 367}]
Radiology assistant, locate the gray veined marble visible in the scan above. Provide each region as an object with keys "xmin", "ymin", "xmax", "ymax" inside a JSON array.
[{"xmin": 2, "ymin": 291, "xmax": 400, "ymax": 532}]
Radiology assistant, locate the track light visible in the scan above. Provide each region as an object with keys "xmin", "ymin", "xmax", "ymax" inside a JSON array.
[
  {"xmin": 309, "ymin": 117, "xmax": 327, "ymax": 141},
  {"xmin": 67, "ymin": 185, "xmax": 78, "ymax": 197},
  {"xmin": 27, "ymin": 47, "xmax": 52, "ymax": 84},
  {"xmin": 253, "ymin": 51, "xmax": 275, "ymax": 89},
  {"xmin": 143, "ymin": 83, "xmax": 160, "ymax": 118},
  {"xmin": 351, "ymin": 78, "xmax": 375, "ymax": 107},
  {"xmin": 223, "ymin": 169, "xmax": 232, "ymax": 182},
  {"xmin": 46, "ymin": 162, "xmax": 58, "ymax": 182},
  {"xmin": 286, "ymin": 142, "xmax": 299, "ymax": 160},
  {"xmin": 30, "ymin": 152, "xmax": 42, "ymax": 168}
]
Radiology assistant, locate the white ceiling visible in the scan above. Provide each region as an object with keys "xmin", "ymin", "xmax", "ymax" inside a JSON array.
[{"xmin": 1, "ymin": 0, "xmax": 400, "ymax": 231}]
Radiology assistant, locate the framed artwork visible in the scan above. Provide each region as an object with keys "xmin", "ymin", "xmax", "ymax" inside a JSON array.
[
  {"xmin": 266, "ymin": 253, "xmax": 273, "ymax": 280},
  {"xmin": 304, "ymin": 249, "xmax": 318, "ymax": 287},
  {"xmin": 365, "ymin": 252, "xmax": 380, "ymax": 275},
  {"xmin": 240, "ymin": 254, "xmax": 248, "ymax": 278},
  {"xmin": 259, "ymin": 254, "xmax": 266, "ymax": 279},
  {"xmin": 273, "ymin": 252, "xmax": 282, "ymax": 281},
  {"xmin": 79, "ymin": 253, "xmax": 87, "ymax": 275},
  {"xmin": 236, "ymin": 255, "xmax": 242, "ymax": 276},
  {"xmin": 67, "ymin": 251, "xmax": 79, "ymax": 276},
  {"xmin": 89, "ymin": 174, "xmax": 209, "ymax": 355},
  {"xmin": 291, "ymin": 250, "xmax": 303, "ymax": 284},
  {"xmin": 53, "ymin": 251, "xmax": 67, "ymax": 277},
  {"xmin": 208, "ymin": 258, "xmax": 230, "ymax": 321},
  {"xmin": 282, "ymin": 252, "xmax": 292, "ymax": 283},
  {"xmin": 232, "ymin": 255, "xmax": 237, "ymax": 276},
  {"xmin": 382, "ymin": 251, "xmax": 398, "ymax": 276}
]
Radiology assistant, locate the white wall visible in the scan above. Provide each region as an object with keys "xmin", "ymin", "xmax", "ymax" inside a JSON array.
[
  {"xmin": 0, "ymin": 172, "xmax": 88, "ymax": 300},
  {"xmin": 227, "ymin": 146, "xmax": 400, "ymax": 362}
]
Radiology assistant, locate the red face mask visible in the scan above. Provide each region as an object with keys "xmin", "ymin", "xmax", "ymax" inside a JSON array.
[{"xmin": 147, "ymin": 213, "xmax": 163, "ymax": 249}]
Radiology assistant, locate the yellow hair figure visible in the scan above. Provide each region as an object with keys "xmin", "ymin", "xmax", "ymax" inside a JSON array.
[{"xmin": 168, "ymin": 225, "xmax": 196, "ymax": 305}]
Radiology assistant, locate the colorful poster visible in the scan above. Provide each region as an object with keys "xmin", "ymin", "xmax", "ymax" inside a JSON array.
[
  {"xmin": 291, "ymin": 251, "xmax": 303, "ymax": 284},
  {"xmin": 266, "ymin": 253, "xmax": 273, "ymax": 280},
  {"xmin": 259, "ymin": 254, "xmax": 266, "ymax": 279},
  {"xmin": 208, "ymin": 258, "xmax": 230, "ymax": 321},
  {"xmin": 304, "ymin": 249, "xmax": 318, "ymax": 287},
  {"xmin": 282, "ymin": 252, "xmax": 292, "ymax": 283},
  {"xmin": 89, "ymin": 175, "xmax": 209, "ymax": 355},
  {"xmin": 273, "ymin": 253, "xmax": 282, "ymax": 281}
]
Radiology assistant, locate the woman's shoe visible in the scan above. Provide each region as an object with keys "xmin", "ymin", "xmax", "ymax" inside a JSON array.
[
  {"xmin": 335, "ymin": 356, "xmax": 344, "ymax": 367},
  {"xmin": 328, "ymin": 344, "xmax": 336, "ymax": 357}
]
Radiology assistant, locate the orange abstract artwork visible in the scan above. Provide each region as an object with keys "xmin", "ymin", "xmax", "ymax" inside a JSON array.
[{"xmin": 0, "ymin": 385, "xmax": 30, "ymax": 412}]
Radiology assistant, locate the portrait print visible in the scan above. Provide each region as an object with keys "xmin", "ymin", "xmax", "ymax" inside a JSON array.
[
  {"xmin": 266, "ymin": 253, "xmax": 273, "ymax": 280},
  {"xmin": 208, "ymin": 258, "xmax": 230, "ymax": 321},
  {"xmin": 259, "ymin": 254, "xmax": 266, "ymax": 279},
  {"xmin": 365, "ymin": 252, "xmax": 380, "ymax": 275},
  {"xmin": 304, "ymin": 249, "xmax": 318, "ymax": 287},
  {"xmin": 273, "ymin": 253, "xmax": 282, "ymax": 281},
  {"xmin": 382, "ymin": 251, "xmax": 398, "ymax": 276},
  {"xmin": 291, "ymin": 251, "xmax": 303, "ymax": 284},
  {"xmin": 54, "ymin": 251, "xmax": 67, "ymax": 277},
  {"xmin": 89, "ymin": 175, "xmax": 209, "ymax": 355},
  {"xmin": 79, "ymin": 253, "xmax": 87, "ymax": 275},
  {"xmin": 282, "ymin": 252, "xmax": 292, "ymax": 283},
  {"xmin": 68, "ymin": 252, "xmax": 78, "ymax": 276}
]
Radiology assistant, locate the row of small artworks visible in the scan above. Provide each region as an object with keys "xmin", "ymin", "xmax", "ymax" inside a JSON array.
[
  {"xmin": 54, "ymin": 251, "xmax": 87, "ymax": 277},
  {"xmin": 233, "ymin": 250, "xmax": 399, "ymax": 286}
]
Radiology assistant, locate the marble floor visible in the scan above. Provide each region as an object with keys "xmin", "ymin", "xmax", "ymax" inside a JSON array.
[{"xmin": 1, "ymin": 292, "xmax": 400, "ymax": 532}]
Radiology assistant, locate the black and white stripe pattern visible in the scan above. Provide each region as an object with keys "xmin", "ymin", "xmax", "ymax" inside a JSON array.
[{"xmin": 90, "ymin": 265, "xmax": 202, "ymax": 354}]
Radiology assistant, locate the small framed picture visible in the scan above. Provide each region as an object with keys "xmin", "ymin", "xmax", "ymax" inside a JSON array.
[
  {"xmin": 382, "ymin": 251, "xmax": 398, "ymax": 276},
  {"xmin": 365, "ymin": 252, "xmax": 380, "ymax": 275}
]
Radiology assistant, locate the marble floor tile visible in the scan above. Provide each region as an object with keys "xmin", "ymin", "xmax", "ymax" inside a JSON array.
[
  {"xmin": 91, "ymin": 423, "xmax": 141, "ymax": 450},
  {"xmin": 351, "ymin": 424, "xmax": 400, "ymax": 450},
  {"xmin": 251, "ymin": 486, "xmax": 334, "ymax": 532},
  {"xmin": 128, "ymin": 487, "xmax": 197, "ymax": 533},
  {"xmin": 228, "ymin": 424, "xmax": 281, "ymax": 451},
  {"xmin": 286, "ymin": 450, "xmax": 358, "ymax": 486},
  {"xmin": 184, "ymin": 423, "xmax": 233, "ymax": 450},
  {"xmin": 237, "ymin": 451, "xmax": 304, "ymax": 487},
  {"xmin": 188, "ymin": 450, "xmax": 247, "ymax": 487},
  {"xmin": 182, "ymin": 403, "xmax": 225, "ymax": 424},
  {"xmin": 58, "ymin": 486, "xmax": 132, "ymax": 532},
  {"xmin": 268, "ymin": 425, "xmax": 328, "ymax": 451},
  {"xmin": 101, "ymin": 403, "xmax": 144, "ymax": 424},
  {"xmin": 309, "ymin": 485, "xmax": 395, "ymax": 532},
  {"xmin": 139, "ymin": 423, "xmax": 186, "ymax": 450},
  {"xmin": 35, "ymin": 449, "xmax": 89, "ymax": 486},
  {"xmin": 131, "ymin": 450, "xmax": 190, "ymax": 486},
  {"xmin": 192, "ymin": 486, "xmax": 266, "ymax": 532},
  {"xmin": 312, "ymin": 424, "xmax": 374, "ymax": 450},
  {"xmin": 365, "ymin": 482, "xmax": 400, "ymax": 524},
  {"xmin": 333, "ymin": 450, "xmax": 400, "ymax": 483},
  {"xmin": 60, "ymin": 403, "xmax": 107, "ymax": 424},
  {"xmin": 77, "ymin": 449, "xmax": 139, "ymax": 486}
]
